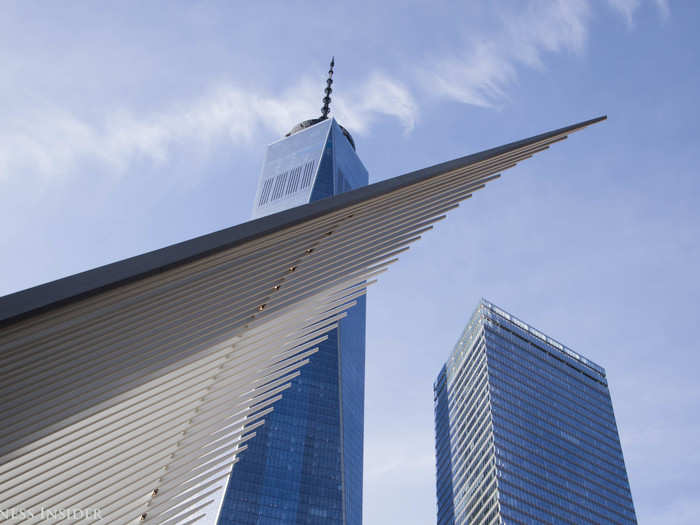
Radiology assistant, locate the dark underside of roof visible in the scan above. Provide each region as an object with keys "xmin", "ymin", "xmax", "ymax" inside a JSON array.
[{"xmin": 0, "ymin": 116, "xmax": 605, "ymax": 328}]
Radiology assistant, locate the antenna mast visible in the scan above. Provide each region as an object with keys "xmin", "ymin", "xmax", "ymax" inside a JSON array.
[{"xmin": 320, "ymin": 57, "xmax": 334, "ymax": 119}]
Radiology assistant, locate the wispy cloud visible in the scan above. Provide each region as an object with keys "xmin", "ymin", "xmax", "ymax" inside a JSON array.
[
  {"xmin": 0, "ymin": 0, "xmax": 670, "ymax": 183},
  {"xmin": 334, "ymin": 72, "xmax": 418, "ymax": 134},
  {"xmin": 417, "ymin": 0, "xmax": 590, "ymax": 108},
  {"xmin": 424, "ymin": 42, "xmax": 518, "ymax": 108},
  {"xmin": 607, "ymin": 0, "xmax": 672, "ymax": 25},
  {"xmin": 654, "ymin": 0, "xmax": 671, "ymax": 20},
  {"xmin": 417, "ymin": 0, "xmax": 670, "ymax": 108},
  {"xmin": 607, "ymin": 0, "xmax": 642, "ymax": 27},
  {"xmin": 0, "ymin": 73, "xmax": 417, "ymax": 182}
]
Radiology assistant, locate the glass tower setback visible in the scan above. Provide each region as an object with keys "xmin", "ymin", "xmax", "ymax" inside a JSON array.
[
  {"xmin": 434, "ymin": 299, "xmax": 637, "ymax": 524},
  {"xmin": 218, "ymin": 118, "xmax": 368, "ymax": 524}
]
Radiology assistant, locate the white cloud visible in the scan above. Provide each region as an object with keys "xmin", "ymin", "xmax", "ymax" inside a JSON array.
[
  {"xmin": 425, "ymin": 42, "xmax": 517, "ymax": 108},
  {"xmin": 0, "ymin": 74, "xmax": 417, "ymax": 182},
  {"xmin": 0, "ymin": 0, "xmax": 671, "ymax": 183},
  {"xmin": 607, "ymin": 0, "xmax": 642, "ymax": 27},
  {"xmin": 418, "ymin": 0, "xmax": 591, "ymax": 108},
  {"xmin": 608, "ymin": 0, "xmax": 672, "ymax": 25},
  {"xmin": 654, "ymin": 0, "xmax": 671, "ymax": 19},
  {"xmin": 334, "ymin": 72, "xmax": 418, "ymax": 134},
  {"xmin": 418, "ymin": 0, "xmax": 670, "ymax": 109}
]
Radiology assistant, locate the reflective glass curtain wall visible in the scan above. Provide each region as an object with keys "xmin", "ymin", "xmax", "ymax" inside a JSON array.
[
  {"xmin": 434, "ymin": 300, "xmax": 637, "ymax": 524},
  {"xmin": 218, "ymin": 119, "xmax": 368, "ymax": 525}
]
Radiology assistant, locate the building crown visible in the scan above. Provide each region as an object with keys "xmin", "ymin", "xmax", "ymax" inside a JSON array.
[{"xmin": 285, "ymin": 57, "xmax": 356, "ymax": 150}]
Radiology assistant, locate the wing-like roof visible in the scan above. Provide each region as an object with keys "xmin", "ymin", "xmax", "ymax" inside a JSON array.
[
  {"xmin": 0, "ymin": 116, "xmax": 604, "ymax": 524},
  {"xmin": 0, "ymin": 116, "xmax": 605, "ymax": 328}
]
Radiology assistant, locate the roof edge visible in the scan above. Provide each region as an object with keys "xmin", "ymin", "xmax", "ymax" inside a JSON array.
[{"xmin": 0, "ymin": 116, "xmax": 606, "ymax": 328}]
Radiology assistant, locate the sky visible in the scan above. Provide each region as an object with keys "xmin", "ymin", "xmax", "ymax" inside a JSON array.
[{"xmin": 1, "ymin": 1, "xmax": 698, "ymax": 523}]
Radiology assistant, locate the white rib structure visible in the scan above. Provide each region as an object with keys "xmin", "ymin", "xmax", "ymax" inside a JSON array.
[{"xmin": 0, "ymin": 117, "xmax": 603, "ymax": 524}]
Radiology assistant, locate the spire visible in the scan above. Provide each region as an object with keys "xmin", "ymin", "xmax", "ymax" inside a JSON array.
[
  {"xmin": 320, "ymin": 57, "xmax": 334, "ymax": 119},
  {"xmin": 285, "ymin": 57, "xmax": 355, "ymax": 150}
]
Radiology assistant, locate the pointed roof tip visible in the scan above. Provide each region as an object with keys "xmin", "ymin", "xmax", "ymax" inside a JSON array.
[
  {"xmin": 584, "ymin": 115, "xmax": 607, "ymax": 125},
  {"xmin": 564, "ymin": 114, "xmax": 607, "ymax": 135}
]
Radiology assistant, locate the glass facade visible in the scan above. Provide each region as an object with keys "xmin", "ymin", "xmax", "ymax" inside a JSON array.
[
  {"xmin": 434, "ymin": 300, "xmax": 637, "ymax": 524},
  {"xmin": 218, "ymin": 119, "xmax": 368, "ymax": 524}
]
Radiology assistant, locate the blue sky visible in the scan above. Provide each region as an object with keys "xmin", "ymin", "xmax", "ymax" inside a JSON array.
[{"xmin": 1, "ymin": 1, "xmax": 698, "ymax": 523}]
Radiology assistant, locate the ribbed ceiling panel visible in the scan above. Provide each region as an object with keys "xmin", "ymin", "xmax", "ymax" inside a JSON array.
[{"xmin": 0, "ymin": 117, "xmax": 604, "ymax": 524}]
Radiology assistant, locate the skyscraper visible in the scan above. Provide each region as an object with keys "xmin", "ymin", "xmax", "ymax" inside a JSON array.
[
  {"xmin": 434, "ymin": 299, "xmax": 637, "ymax": 524},
  {"xmin": 218, "ymin": 61, "xmax": 368, "ymax": 524}
]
